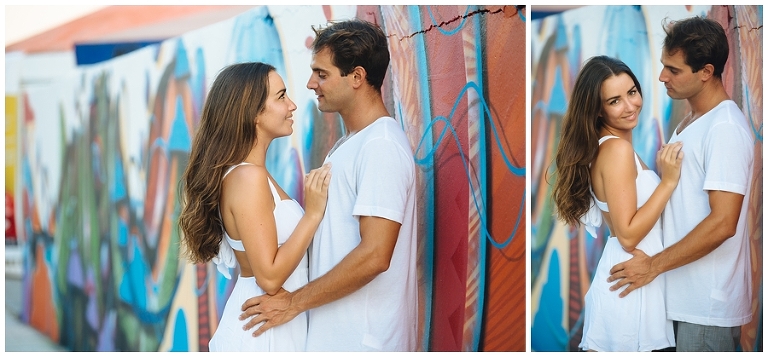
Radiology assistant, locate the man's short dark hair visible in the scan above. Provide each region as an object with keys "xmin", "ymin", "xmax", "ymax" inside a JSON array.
[
  {"xmin": 663, "ymin": 16, "xmax": 729, "ymax": 78},
  {"xmin": 312, "ymin": 19, "xmax": 390, "ymax": 92}
]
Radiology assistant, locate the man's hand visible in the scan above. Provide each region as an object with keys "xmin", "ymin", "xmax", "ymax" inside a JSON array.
[
  {"xmin": 607, "ymin": 249, "xmax": 657, "ymax": 298},
  {"xmin": 239, "ymin": 288, "xmax": 298, "ymax": 337}
]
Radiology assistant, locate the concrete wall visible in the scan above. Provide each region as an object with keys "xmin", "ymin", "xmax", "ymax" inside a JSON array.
[
  {"xmin": 531, "ymin": 5, "xmax": 762, "ymax": 351},
  {"xmin": 17, "ymin": 5, "xmax": 526, "ymax": 351}
]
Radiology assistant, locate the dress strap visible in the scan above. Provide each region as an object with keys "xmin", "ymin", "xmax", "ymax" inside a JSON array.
[
  {"xmin": 223, "ymin": 162, "xmax": 254, "ymax": 178},
  {"xmin": 225, "ymin": 234, "xmax": 245, "ymax": 251},
  {"xmin": 597, "ymin": 135, "xmax": 620, "ymax": 145},
  {"xmin": 580, "ymin": 196, "xmax": 603, "ymax": 238},
  {"xmin": 633, "ymin": 153, "xmax": 644, "ymax": 172},
  {"xmin": 590, "ymin": 188, "xmax": 609, "ymax": 212},
  {"xmin": 266, "ymin": 178, "xmax": 282, "ymax": 204}
]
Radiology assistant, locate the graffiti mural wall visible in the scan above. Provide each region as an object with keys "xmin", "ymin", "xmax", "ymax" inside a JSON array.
[
  {"xmin": 18, "ymin": 5, "xmax": 526, "ymax": 351},
  {"xmin": 531, "ymin": 5, "xmax": 762, "ymax": 351}
]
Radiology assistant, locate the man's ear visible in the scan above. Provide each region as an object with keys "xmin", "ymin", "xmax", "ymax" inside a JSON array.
[
  {"xmin": 351, "ymin": 66, "xmax": 367, "ymax": 89},
  {"xmin": 699, "ymin": 63, "xmax": 715, "ymax": 82}
]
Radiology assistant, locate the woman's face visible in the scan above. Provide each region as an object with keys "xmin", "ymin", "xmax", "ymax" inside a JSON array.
[
  {"xmin": 256, "ymin": 71, "xmax": 297, "ymax": 139},
  {"xmin": 599, "ymin": 72, "xmax": 643, "ymax": 133}
]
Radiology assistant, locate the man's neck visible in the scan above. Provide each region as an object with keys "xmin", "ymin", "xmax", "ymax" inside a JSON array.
[
  {"xmin": 338, "ymin": 91, "xmax": 390, "ymax": 134},
  {"xmin": 687, "ymin": 79, "xmax": 730, "ymax": 120}
]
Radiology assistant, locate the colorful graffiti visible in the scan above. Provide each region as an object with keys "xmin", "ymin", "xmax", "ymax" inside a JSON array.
[
  {"xmin": 531, "ymin": 5, "xmax": 763, "ymax": 352},
  {"xmin": 18, "ymin": 5, "xmax": 526, "ymax": 351}
]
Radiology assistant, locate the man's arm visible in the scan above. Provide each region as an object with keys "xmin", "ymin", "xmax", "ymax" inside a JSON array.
[
  {"xmin": 239, "ymin": 215, "xmax": 400, "ymax": 336},
  {"xmin": 608, "ymin": 189, "xmax": 744, "ymax": 297}
]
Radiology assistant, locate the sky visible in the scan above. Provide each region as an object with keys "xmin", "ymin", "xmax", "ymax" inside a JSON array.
[{"xmin": 5, "ymin": 5, "xmax": 107, "ymax": 46}]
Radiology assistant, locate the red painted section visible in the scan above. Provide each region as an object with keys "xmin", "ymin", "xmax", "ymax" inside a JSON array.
[
  {"xmin": 481, "ymin": 6, "xmax": 526, "ymax": 352},
  {"xmin": 6, "ymin": 192, "xmax": 16, "ymax": 241},
  {"xmin": 423, "ymin": 6, "xmax": 470, "ymax": 352}
]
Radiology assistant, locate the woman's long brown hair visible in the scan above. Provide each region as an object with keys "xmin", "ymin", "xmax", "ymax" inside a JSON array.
[
  {"xmin": 178, "ymin": 62, "xmax": 275, "ymax": 263},
  {"xmin": 552, "ymin": 56, "xmax": 642, "ymax": 226}
]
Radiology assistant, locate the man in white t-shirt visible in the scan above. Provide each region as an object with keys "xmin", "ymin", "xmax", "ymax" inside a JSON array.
[
  {"xmin": 239, "ymin": 19, "xmax": 418, "ymax": 351},
  {"xmin": 607, "ymin": 17, "xmax": 753, "ymax": 351}
]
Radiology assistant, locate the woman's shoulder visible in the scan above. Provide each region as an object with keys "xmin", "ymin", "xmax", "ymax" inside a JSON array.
[
  {"xmin": 222, "ymin": 163, "xmax": 269, "ymax": 188},
  {"xmin": 220, "ymin": 163, "xmax": 274, "ymax": 212},
  {"xmin": 595, "ymin": 137, "xmax": 635, "ymax": 165}
]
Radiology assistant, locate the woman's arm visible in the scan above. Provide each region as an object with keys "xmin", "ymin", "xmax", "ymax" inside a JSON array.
[
  {"xmin": 596, "ymin": 140, "xmax": 682, "ymax": 251},
  {"xmin": 223, "ymin": 164, "xmax": 330, "ymax": 295}
]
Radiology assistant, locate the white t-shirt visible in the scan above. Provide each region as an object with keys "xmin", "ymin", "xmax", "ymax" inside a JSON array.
[
  {"xmin": 663, "ymin": 100, "xmax": 753, "ymax": 327},
  {"xmin": 306, "ymin": 116, "xmax": 418, "ymax": 351}
]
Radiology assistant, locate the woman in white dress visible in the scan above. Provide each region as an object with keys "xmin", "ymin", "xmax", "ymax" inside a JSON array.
[
  {"xmin": 179, "ymin": 62, "xmax": 331, "ymax": 351},
  {"xmin": 552, "ymin": 56, "xmax": 682, "ymax": 351}
]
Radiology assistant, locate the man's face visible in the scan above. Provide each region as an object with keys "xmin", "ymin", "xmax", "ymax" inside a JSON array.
[
  {"xmin": 659, "ymin": 48, "xmax": 703, "ymax": 100},
  {"xmin": 306, "ymin": 48, "xmax": 353, "ymax": 113}
]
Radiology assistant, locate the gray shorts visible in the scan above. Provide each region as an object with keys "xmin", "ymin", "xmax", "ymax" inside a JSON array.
[{"xmin": 675, "ymin": 321, "xmax": 741, "ymax": 352}]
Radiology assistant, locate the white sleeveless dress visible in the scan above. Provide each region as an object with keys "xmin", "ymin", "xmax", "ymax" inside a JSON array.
[
  {"xmin": 208, "ymin": 163, "xmax": 308, "ymax": 351},
  {"xmin": 578, "ymin": 136, "xmax": 675, "ymax": 351}
]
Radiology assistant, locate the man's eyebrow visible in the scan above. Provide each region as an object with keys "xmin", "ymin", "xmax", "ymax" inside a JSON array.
[{"xmin": 661, "ymin": 60, "xmax": 680, "ymax": 71}]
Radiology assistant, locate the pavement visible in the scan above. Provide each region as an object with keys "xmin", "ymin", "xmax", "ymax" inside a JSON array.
[{"xmin": 5, "ymin": 244, "xmax": 68, "ymax": 352}]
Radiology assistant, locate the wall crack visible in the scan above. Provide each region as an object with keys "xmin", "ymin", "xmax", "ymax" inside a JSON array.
[
  {"xmin": 389, "ymin": 5, "xmax": 523, "ymax": 42},
  {"xmin": 733, "ymin": 25, "xmax": 763, "ymax": 33}
]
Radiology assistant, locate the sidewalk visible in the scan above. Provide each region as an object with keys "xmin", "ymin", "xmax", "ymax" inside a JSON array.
[{"xmin": 5, "ymin": 245, "xmax": 68, "ymax": 352}]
